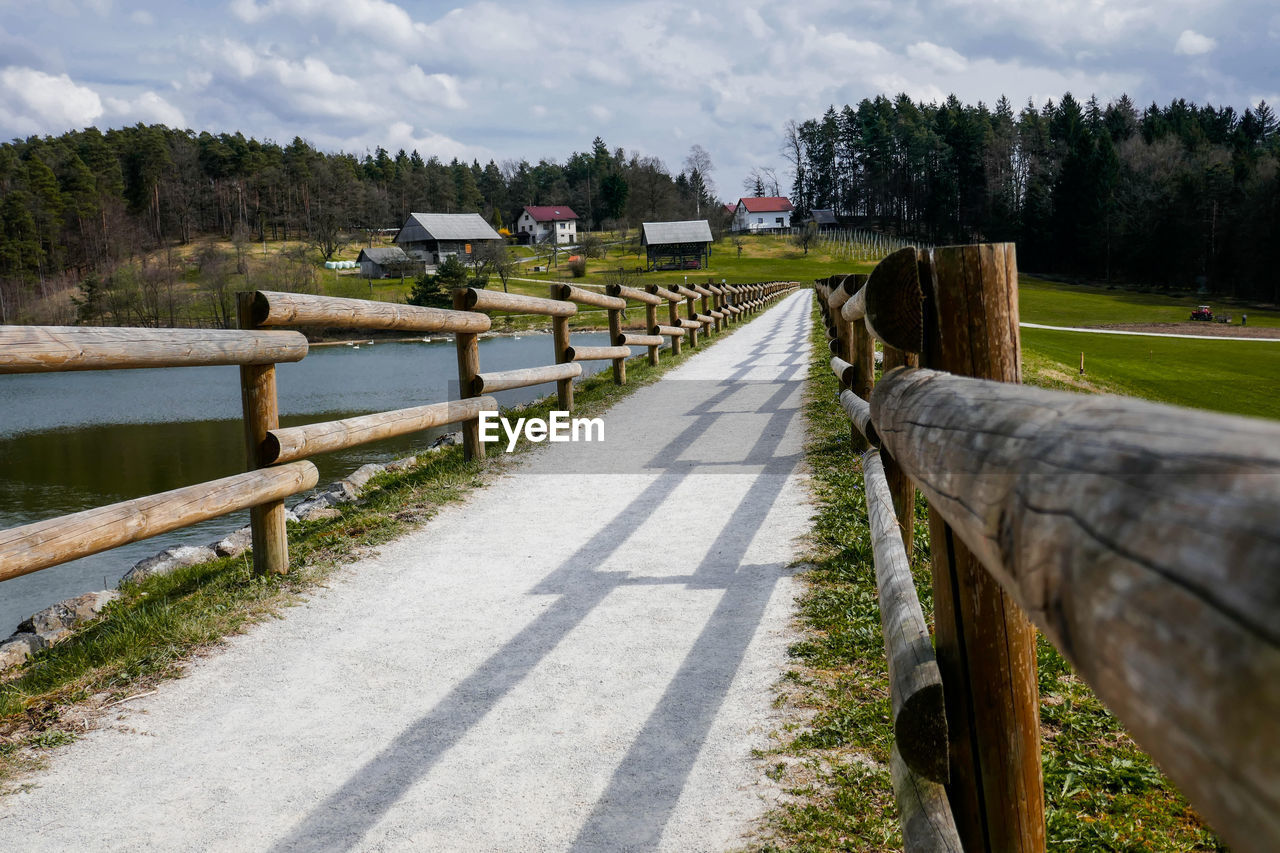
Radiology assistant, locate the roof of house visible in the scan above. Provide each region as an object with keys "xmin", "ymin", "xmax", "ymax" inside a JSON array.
[
  {"xmin": 523, "ymin": 205, "xmax": 579, "ymax": 222},
  {"xmin": 640, "ymin": 220, "xmax": 714, "ymax": 245},
  {"xmin": 357, "ymin": 247, "xmax": 412, "ymax": 263},
  {"xmin": 394, "ymin": 213, "xmax": 502, "ymax": 244},
  {"xmin": 808, "ymin": 208, "xmax": 838, "ymax": 225},
  {"xmin": 737, "ymin": 196, "xmax": 794, "ymax": 213},
  {"xmin": 722, "ymin": 203, "xmax": 736, "ymax": 215}
]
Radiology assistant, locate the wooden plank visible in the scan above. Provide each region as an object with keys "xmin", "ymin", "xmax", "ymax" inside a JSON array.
[
  {"xmin": 605, "ymin": 284, "xmax": 663, "ymax": 305},
  {"xmin": 839, "ymin": 389, "xmax": 878, "ymax": 446},
  {"xmin": 565, "ymin": 345, "xmax": 631, "ymax": 362},
  {"xmin": 618, "ymin": 333, "xmax": 664, "ymax": 347},
  {"xmin": 0, "ymin": 325, "xmax": 308, "ymax": 373},
  {"xmin": 915, "ymin": 243, "xmax": 1044, "ymax": 853},
  {"xmin": 873, "ymin": 365, "xmax": 1280, "ymax": 853},
  {"xmin": 652, "ymin": 324, "xmax": 686, "ymax": 337},
  {"xmin": 554, "ymin": 284, "xmax": 626, "ymax": 310},
  {"xmin": 250, "ymin": 290, "xmax": 489, "ymax": 333},
  {"xmin": 0, "ymin": 462, "xmax": 319, "ymax": 582},
  {"xmin": 467, "ymin": 288, "xmax": 577, "ymax": 317},
  {"xmin": 474, "ymin": 362, "xmax": 582, "ymax": 394},
  {"xmin": 890, "ymin": 744, "xmax": 964, "ymax": 853},
  {"xmin": 863, "ymin": 450, "xmax": 948, "ymax": 783},
  {"xmin": 263, "ymin": 397, "xmax": 499, "ymax": 464}
]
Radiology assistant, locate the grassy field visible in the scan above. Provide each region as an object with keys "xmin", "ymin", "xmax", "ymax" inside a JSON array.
[
  {"xmin": 1019, "ymin": 276, "xmax": 1280, "ymax": 328},
  {"xmin": 1022, "ymin": 326, "xmax": 1280, "ymax": 420}
]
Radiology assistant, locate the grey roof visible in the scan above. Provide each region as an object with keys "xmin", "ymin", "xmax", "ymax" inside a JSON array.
[
  {"xmin": 395, "ymin": 213, "xmax": 502, "ymax": 244},
  {"xmin": 358, "ymin": 247, "xmax": 412, "ymax": 263},
  {"xmin": 640, "ymin": 220, "xmax": 713, "ymax": 246},
  {"xmin": 808, "ymin": 208, "xmax": 838, "ymax": 225}
]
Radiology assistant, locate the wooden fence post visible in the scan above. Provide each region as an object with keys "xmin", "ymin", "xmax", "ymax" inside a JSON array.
[
  {"xmin": 553, "ymin": 313, "xmax": 574, "ymax": 409},
  {"xmin": 919, "ymin": 243, "xmax": 1045, "ymax": 852},
  {"xmin": 236, "ymin": 292, "xmax": 289, "ymax": 575},
  {"xmin": 881, "ymin": 345, "xmax": 918, "ymax": 555},
  {"xmin": 452, "ymin": 290, "xmax": 484, "ymax": 461},
  {"xmin": 607, "ymin": 305, "xmax": 625, "ymax": 384},
  {"xmin": 645, "ymin": 302, "xmax": 659, "ymax": 365}
]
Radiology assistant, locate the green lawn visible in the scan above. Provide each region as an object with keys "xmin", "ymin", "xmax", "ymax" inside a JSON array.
[
  {"xmin": 1021, "ymin": 324, "xmax": 1280, "ymax": 420},
  {"xmin": 1019, "ymin": 277, "xmax": 1280, "ymax": 329}
]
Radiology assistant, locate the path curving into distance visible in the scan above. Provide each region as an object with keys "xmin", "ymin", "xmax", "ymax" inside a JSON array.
[{"xmin": 0, "ymin": 291, "xmax": 816, "ymax": 852}]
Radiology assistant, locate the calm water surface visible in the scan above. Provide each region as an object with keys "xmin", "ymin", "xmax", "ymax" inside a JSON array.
[{"xmin": 0, "ymin": 333, "xmax": 612, "ymax": 631}]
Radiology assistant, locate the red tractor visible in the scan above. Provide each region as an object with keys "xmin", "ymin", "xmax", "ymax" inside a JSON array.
[{"xmin": 1190, "ymin": 305, "xmax": 1214, "ymax": 321}]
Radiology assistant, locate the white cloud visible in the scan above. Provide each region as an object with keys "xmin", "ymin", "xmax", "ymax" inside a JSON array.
[
  {"xmin": 1175, "ymin": 29, "xmax": 1217, "ymax": 55},
  {"xmin": 230, "ymin": 0, "xmax": 433, "ymax": 50},
  {"xmin": 907, "ymin": 41, "xmax": 969, "ymax": 74},
  {"xmin": 130, "ymin": 10, "xmax": 155, "ymax": 25},
  {"xmin": 0, "ymin": 67, "xmax": 103, "ymax": 135},
  {"xmin": 104, "ymin": 90, "xmax": 186, "ymax": 127}
]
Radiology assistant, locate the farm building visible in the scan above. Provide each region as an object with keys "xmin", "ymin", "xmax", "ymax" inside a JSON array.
[
  {"xmin": 357, "ymin": 247, "xmax": 423, "ymax": 278},
  {"xmin": 516, "ymin": 205, "xmax": 579, "ymax": 244},
  {"xmin": 640, "ymin": 220, "xmax": 713, "ymax": 271},
  {"xmin": 393, "ymin": 213, "xmax": 502, "ymax": 265},
  {"xmin": 733, "ymin": 197, "xmax": 793, "ymax": 232},
  {"xmin": 806, "ymin": 208, "xmax": 838, "ymax": 230}
]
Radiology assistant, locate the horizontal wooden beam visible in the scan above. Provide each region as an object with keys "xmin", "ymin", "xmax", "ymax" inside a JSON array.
[
  {"xmin": 863, "ymin": 450, "xmax": 948, "ymax": 783},
  {"xmin": 553, "ymin": 284, "xmax": 626, "ymax": 310},
  {"xmin": 618, "ymin": 333, "xmax": 664, "ymax": 347},
  {"xmin": 472, "ymin": 362, "xmax": 582, "ymax": 394},
  {"xmin": 0, "ymin": 325, "xmax": 308, "ymax": 374},
  {"xmin": 466, "ymin": 288, "xmax": 576, "ymax": 317},
  {"xmin": 652, "ymin": 324, "xmax": 686, "ymax": 337},
  {"xmin": 605, "ymin": 284, "xmax": 663, "ymax": 305},
  {"xmin": 830, "ymin": 355, "xmax": 856, "ymax": 386},
  {"xmin": 839, "ymin": 389, "xmax": 878, "ymax": 446},
  {"xmin": 890, "ymin": 744, "xmax": 963, "ymax": 853},
  {"xmin": 250, "ymin": 290, "xmax": 489, "ymax": 333},
  {"xmin": 0, "ymin": 462, "xmax": 319, "ymax": 581},
  {"xmin": 565, "ymin": 345, "xmax": 631, "ymax": 362},
  {"xmin": 263, "ymin": 397, "xmax": 498, "ymax": 465},
  {"xmin": 872, "ymin": 366, "xmax": 1280, "ymax": 852},
  {"xmin": 646, "ymin": 285, "xmax": 683, "ymax": 303}
]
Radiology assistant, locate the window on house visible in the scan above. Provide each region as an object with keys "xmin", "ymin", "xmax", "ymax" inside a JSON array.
[
  {"xmin": 776, "ymin": 217, "xmax": 783, "ymax": 225},
  {"xmin": 757, "ymin": 217, "xmax": 763, "ymax": 224}
]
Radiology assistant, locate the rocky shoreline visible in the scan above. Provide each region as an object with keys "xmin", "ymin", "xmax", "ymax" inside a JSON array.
[{"xmin": 0, "ymin": 434, "xmax": 461, "ymax": 675}]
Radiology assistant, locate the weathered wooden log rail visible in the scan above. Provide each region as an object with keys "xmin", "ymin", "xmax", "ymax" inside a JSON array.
[
  {"xmin": 0, "ymin": 280, "xmax": 797, "ymax": 594},
  {"xmin": 814, "ymin": 245, "xmax": 1280, "ymax": 853}
]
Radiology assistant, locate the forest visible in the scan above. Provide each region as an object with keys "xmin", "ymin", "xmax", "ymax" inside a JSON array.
[
  {"xmin": 783, "ymin": 93, "xmax": 1280, "ymax": 301},
  {"xmin": 1, "ymin": 90, "xmax": 1279, "ymax": 324},
  {"xmin": 0, "ymin": 129, "xmax": 716, "ymax": 323}
]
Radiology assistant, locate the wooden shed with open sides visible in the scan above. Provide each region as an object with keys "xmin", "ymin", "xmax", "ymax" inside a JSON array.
[{"xmin": 640, "ymin": 220, "xmax": 713, "ymax": 271}]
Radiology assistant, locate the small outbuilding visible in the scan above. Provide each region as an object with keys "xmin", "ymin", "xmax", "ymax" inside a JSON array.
[
  {"xmin": 357, "ymin": 246, "xmax": 423, "ymax": 279},
  {"xmin": 806, "ymin": 208, "xmax": 838, "ymax": 230},
  {"xmin": 393, "ymin": 213, "xmax": 503, "ymax": 265},
  {"xmin": 640, "ymin": 220, "xmax": 713, "ymax": 271}
]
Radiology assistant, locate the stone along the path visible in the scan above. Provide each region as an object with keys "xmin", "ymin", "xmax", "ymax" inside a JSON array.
[{"xmin": 0, "ymin": 291, "xmax": 815, "ymax": 852}]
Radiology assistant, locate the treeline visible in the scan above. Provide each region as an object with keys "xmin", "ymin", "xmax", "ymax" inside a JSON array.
[
  {"xmin": 787, "ymin": 93, "xmax": 1280, "ymax": 300},
  {"xmin": 0, "ymin": 126, "xmax": 718, "ymax": 323}
]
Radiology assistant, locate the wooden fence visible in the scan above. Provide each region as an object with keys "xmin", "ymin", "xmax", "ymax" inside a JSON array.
[
  {"xmin": 0, "ymin": 281, "xmax": 797, "ymax": 588},
  {"xmin": 816, "ymin": 245, "xmax": 1279, "ymax": 853}
]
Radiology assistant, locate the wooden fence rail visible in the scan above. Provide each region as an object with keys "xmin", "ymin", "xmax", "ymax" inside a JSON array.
[
  {"xmin": 0, "ymin": 280, "xmax": 797, "ymax": 594},
  {"xmin": 816, "ymin": 246, "xmax": 1280, "ymax": 853}
]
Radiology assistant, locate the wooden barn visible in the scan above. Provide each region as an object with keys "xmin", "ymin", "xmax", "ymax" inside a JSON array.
[
  {"xmin": 393, "ymin": 213, "xmax": 502, "ymax": 265},
  {"xmin": 357, "ymin": 246, "xmax": 423, "ymax": 278},
  {"xmin": 640, "ymin": 220, "xmax": 713, "ymax": 271}
]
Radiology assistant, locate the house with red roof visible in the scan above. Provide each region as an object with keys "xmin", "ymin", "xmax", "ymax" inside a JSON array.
[
  {"xmin": 732, "ymin": 197, "xmax": 794, "ymax": 233},
  {"xmin": 516, "ymin": 205, "xmax": 579, "ymax": 245}
]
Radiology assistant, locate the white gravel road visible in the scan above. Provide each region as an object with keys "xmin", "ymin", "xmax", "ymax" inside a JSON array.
[{"xmin": 0, "ymin": 291, "xmax": 816, "ymax": 852}]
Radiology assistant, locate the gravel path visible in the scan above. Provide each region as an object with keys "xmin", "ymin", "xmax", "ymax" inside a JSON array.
[{"xmin": 0, "ymin": 291, "xmax": 816, "ymax": 852}]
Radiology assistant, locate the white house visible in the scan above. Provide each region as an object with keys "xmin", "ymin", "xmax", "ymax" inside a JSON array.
[
  {"xmin": 516, "ymin": 205, "xmax": 579, "ymax": 244},
  {"xmin": 733, "ymin": 197, "xmax": 794, "ymax": 232}
]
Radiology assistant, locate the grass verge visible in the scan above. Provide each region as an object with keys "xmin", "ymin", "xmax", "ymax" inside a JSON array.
[
  {"xmin": 0, "ymin": 305, "xmax": 768, "ymax": 790},
  {"xmin": 743, "ymin": 301, "xmax": 1222, "ymax": 851}
]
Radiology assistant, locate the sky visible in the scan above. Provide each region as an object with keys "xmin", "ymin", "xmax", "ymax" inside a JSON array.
[{"xmin": 1, "ymin": 0, "xmax": 1277, "ymax": 199}]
